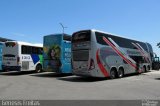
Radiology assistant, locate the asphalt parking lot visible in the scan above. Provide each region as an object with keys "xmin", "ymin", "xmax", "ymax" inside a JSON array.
[{"xmin": 0, "ymin": 70, "xmax": 160, "ymax": 100}]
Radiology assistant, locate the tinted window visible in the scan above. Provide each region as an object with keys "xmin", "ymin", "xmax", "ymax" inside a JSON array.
[
  {"xmin": 32, "ymin": 47, "xmax": 43, "ymax": 54},
  {"xmin": 95, "ymin": 31, "xmax": 147, "ymax": 50},
  {"xmin": 39, "ymin": 48, "xmax": 43, "ymax": 54},
  {"xmin": 72, "ymin": 30, "xmax": 91, "ymax": 43},
  {"xmin": 22, "ymin": 46, "xmax": 32, "ymax": 54},
  {"xmin": 95, "ymin": 32, "xmax": 109, "ymax": 45},
  {"xmin": 108, "ymin": 35, "xmax": 137, "ymax": 49},
  {"xmin": 5, "ymin": 42, "xmax": 16, "ymax": 47},
  {"xmin": 146, "ymin": 43, "xmax": 153, "ymax": 59},
  {"xmin": 22, "ymin": 45, "xmax": 43, "ymax": 54},
  {"xmin": 32, "ymin": 47, "xmax": 38, "ymax": 54},
  {"xmin": 146, "ymin": 43, "xmax": 153, "ymax": 53},
  {"xmin": 138, "ymin": 42, "xmax": 148, "ymax": 52}
]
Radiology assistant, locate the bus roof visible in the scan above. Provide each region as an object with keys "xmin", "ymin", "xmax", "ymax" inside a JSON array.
[
  {"xmin": 44, "ymin": 33, "xmax": 71, "ymax": 37},
  {"xmin": 44, "ymin": 33, "xmax": 71, "ymax": 41},
  {"xmin": 74, "ymin": 29, "xmax": 148, "ymax": 44},
  {"xmin": 5, "ymin": 41, "xmax": 43, "ymax": 47},
  {"xmin": 91, "ymin": 29, "xmax": 148, "ymax": 44}
]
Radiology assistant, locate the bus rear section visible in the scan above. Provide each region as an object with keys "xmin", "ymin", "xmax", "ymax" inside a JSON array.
[
  {"xmin": 2, "ymin": 42, "xmax": 20, "ymax": 71},
  {"xmin": 43, "ymin": 34, "xmax": 72, "ymax": 73},
  {"xmin": 72, "ymin": 30, "xmax": 94, "ymax": 76}
]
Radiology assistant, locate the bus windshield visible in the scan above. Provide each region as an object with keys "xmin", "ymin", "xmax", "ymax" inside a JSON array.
[{"xmin": 72, "ymin": 31, "xmax": 91, "ymax": 43}]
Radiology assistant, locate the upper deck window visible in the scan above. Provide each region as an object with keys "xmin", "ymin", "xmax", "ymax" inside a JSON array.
[{"xmin": 72, "ymin": 30, "xmax": 91, "ymax": 43}]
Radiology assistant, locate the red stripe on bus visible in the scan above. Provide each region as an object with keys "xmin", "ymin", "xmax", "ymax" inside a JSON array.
[
  {"xmin": 102, "ymin": 36, "xmax": 142, "ymax": 73},
  {"xmin": 96, "ymin": 49, "xmax": 109, "ymax": 77}
]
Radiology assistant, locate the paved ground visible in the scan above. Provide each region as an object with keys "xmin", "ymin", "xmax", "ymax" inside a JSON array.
[{"xmin": 0, "ymin": 70, "xmax": 160, "ymax": 100}]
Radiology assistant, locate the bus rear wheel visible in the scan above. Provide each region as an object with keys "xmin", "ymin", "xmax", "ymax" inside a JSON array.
[
  {"xmin": 143, "ymin": 66, "xmax": 147, "ymax": 73},
  {"xmin": 147, "ymin": 65, "xmax": 150, "ymax": 71},
  {"xmin": 118, "ymin": 68, "xmax": 124, "ymax": 78},
  {"xmin": 110, "ymin": 69, "xmax": 117, "ymax": 79},
  {"xmin": 35, "ymin": 64, "xmax": 42, "ymax": 73}
]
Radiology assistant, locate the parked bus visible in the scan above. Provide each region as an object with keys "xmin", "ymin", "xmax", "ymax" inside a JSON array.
[
  {"xmin": 72, "ymin": 29, "xmax": 153, "ymax": 78},
  {"xmin": 43, "ymin": 34, "xmax": 72, "ymax": 73},
  {"xmin": 0, "ymin": 42, "xmax": 4, "ymax": 71},
  {"xmin": 2, "ymin": 41, "xmax": 43, "ymax": 72}
]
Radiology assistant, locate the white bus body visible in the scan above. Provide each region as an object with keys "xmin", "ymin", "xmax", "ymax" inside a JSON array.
[
  {"xmin": 2, "ymin": 41, "xmax": 43, "ymax": 72},
  {"xmin": 72, "ymin": 30, "xmax": 153, "ymax": 78}
]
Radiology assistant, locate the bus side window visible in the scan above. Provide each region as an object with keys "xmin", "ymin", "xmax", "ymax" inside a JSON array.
[
  {"xmin": 31, "ymin": 47, "xmax": 43, "ymax": 54},
  {"xmin": 32, "ymin": 47, "xmax": 38, "ymax": 54},
  {"xmin": 38, "ymin": 48, "xmax": 43, "ymax": 54},
  {"xmin": 22, "ymin": 45, "xmax": 32, "ymax": 54}
]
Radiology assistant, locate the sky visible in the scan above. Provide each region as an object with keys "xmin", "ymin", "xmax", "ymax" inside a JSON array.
[{"xmin": 0, "ymin": 0, "xmax": 160, "ymax": 56}]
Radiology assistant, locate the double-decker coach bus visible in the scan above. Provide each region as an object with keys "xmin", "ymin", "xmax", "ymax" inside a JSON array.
[
  {"xmin": 72, "ymin": 29, "xmax": 153, "ymax": 78},
  {"xmin": 2, "ymin": 41, "xmax": 43, "ymax": 72},
  {"xmin": 43, "ymin": 34, "xmax": 72, "ymax": 73}
]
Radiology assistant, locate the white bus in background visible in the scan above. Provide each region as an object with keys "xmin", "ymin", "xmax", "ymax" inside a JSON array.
[
  {"xmin": 71, "ymin": 29, "xmax": 153, "ymax": 78},
  {"xmin": 2, "ymin": 41, "xmax": 43, "ymax": 72}
]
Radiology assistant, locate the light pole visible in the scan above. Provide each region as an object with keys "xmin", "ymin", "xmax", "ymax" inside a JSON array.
[{"xmin": 59, "ymin": 23, "xmax": 67, "ymax": 35}]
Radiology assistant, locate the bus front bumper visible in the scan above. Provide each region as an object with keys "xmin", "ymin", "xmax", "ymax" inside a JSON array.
[{"xmin": 2, "ymin": 65, "xmax": 21, "ymax": 71}]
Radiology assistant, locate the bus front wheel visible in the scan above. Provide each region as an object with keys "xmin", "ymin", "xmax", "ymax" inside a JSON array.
[{"xmin": 35, "ymin": 64, "xmax": 42, "ymax": 73}]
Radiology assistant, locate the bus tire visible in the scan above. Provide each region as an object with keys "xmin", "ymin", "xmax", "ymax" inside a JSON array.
[
  {"xmin": 147, "ymin": 65, "xmax": 150, "ymax": 71},
  {"xmin": 110, "ymin": 68, "xmax": 117, "ymax": 79},
  {"xmin": 143, "ymin": 66, "xmax": 147, "ymax": 73},
  {"xmin": 35, "ymin": 64, "xmax": 42, "ymax": 73},
  {"xmin": 118, "ymin": 67, "xmax": 124, "ymax": 78}
]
